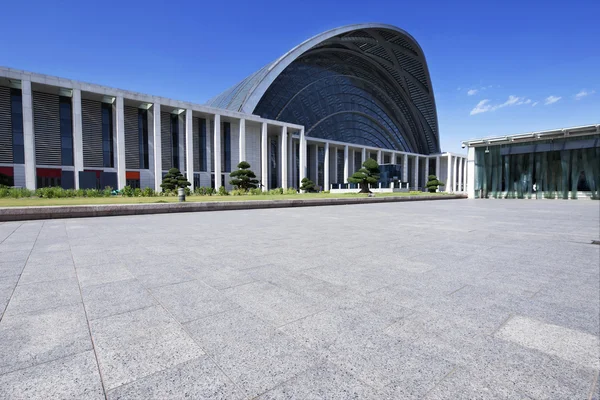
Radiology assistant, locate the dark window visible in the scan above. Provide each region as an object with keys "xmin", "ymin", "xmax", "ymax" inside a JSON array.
[
  {"xmin": 59, "ymin": 96, "xmax": 73, "ymax": 166},
  {"xmin": 37, "ymin": 176, "xmax": 61, "ymax": 188},
  {"xmin": 10, "ymin": 89, "xmax": 24, "ymax": 164},
  {"xmin": 270, "ymin": 137, "xmax": 278, "ymax": 189},
  {"xmin": 138, "ymin": 109, "xmax": 149, "ymax": 169},
  {"xmin": 198, "ymin": 118, "xmax": 207, "ymax": 171},
  {"xmin": 171, "ymin": 114, "xmax": 179, "ymax": 169},
  {"xmin": 101, "ymin": 103, "xmax": 114, "ymax": 167},
  {"xmin": 126, "ymin": 178, "xmax": 140, "ymax": 189},
  {"xmin": 222, "ymin": 122, "xmax": 231, "ymax": 172}
]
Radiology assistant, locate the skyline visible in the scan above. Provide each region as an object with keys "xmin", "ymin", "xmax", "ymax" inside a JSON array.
[{"xmin": 1, "ymin": 0, "xmax": 598, "ymax": 153}]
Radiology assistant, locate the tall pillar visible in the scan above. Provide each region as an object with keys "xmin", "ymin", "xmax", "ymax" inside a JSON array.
[
  {"xmin": 115, "ymin": 96, "xmax": 126, "ymax": 189},
  {"xmin": 361, "ymin": 147, "xmax": 366, "ymax": 164},
  {"xmin": 402, "ymin": 154, "xmax": 408, "ymax": 184},
  {"xmin": 299, "ymin": 127, "xmax": 306, "ymax": 184},
  {"xmin": 324, "ymin": 142, "xmax": 330, "ymax": 190},
  {"xmin": 261, "ymin": 122, "xmax": 268, "ymax": 191},
  {"xmin": 377, "ymin": 149, "xmax": 382, "ymax": 164},
  {"xmin": 312, "ymin": 144, "xmax": 319, "ymax": 183},
  {"xmin": 238, "ymin": 119, "xmax": 246, "ymax": 163},
  {"xmin": 413, "ymin": 156, "xmax": 420, "ymax": 190},
  {"xmin": 280, "ymin": 126, "xmax": 288, "ymax": 189},
  {"xmin": 424, "ymin": 156, "xmax": 429, "ymax": 187},
  {"xmin": 343, "ymin": 145, "xmax": 349, "ymax": 183},
  {"xmin": 214, "ymin": 114, "xmax": 222, "ymax": 189},
  {"xmin": 185, "ymin": 109, "xmax": 194, "ymax": 190},
  {"xmin": 435, "ymin": 155, "xmax": 440, "ymax": 179},
  {"xmin": 332, "ymin": 146, "xmax": 338, "ymax": 184},
  {"xmin": 446, "ymin": 154, "xmax": 453, "ymax": 193},
  {"xmin": 153, "ymin": 103, "xmax": 162, "ymax": 191},
  {"xmin": 458, "ymin": 157, "xmax": 463, "ymax": 192},
  {"xmin": 454, "ymin": 156, "xmax": 459, "ymax": 192},
  {"xmin": 21, "ymin": 80, "xmax": 35, "ymax": 190},
  {"xmin": 287, "ymin": 131, "xmax": 293, "ymax": 187},
  {"xmin": 72, "ymin": 88, "xmax": 83, "ymax": 189},
  {"xmin": 463, "ymin": 157, "xmax": 468, "ymax": 193},
  {"xmin": 467, "ymin": 148, "xmax": 475, "ymax": 198}
]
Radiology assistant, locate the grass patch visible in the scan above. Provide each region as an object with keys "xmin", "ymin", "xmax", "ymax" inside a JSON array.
[{"xmin": 0, "ymin": 191, "xmax": 451, "ymax": 207}]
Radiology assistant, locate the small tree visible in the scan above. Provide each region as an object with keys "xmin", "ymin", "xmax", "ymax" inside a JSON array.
[
  {"xmin": 229, "ymin": 161, "xmax": 259, "ymax": 191},
  {"xmin": 300, "ymin": 177, "xmax": 316, "ymax": 193},
  {"xmin": 426, "ymin": 175, "xmax": 444, "ymax": 193},
  {"xmin": 160, "ymin": 168, "xmax": 191, "ymax": 192},
  {"xmin": 348, "ymin": 158, "xmax": 380, "ymax": 193}
]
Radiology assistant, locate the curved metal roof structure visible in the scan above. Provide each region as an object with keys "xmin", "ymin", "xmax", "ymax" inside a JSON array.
[{"xmin": 206, "ymin": 23, "xmax": 440, "ymax": 154}]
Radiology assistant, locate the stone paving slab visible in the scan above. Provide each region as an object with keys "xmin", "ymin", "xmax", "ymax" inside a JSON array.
[{"xmin": 0, "ymin": 199, "xmax": 598, "ymax": 398}]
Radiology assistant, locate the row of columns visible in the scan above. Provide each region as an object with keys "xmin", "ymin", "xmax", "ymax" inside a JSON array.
[{"xmin": 446, "ymin": 154, "xmax": 468, "ymax": 193}]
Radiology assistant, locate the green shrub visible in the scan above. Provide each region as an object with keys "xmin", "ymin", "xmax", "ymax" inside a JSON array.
[
  {"xmin": 141, "ymin": 187, "xmax": 155, "ymax": 197},
  {"xmin": 6, "ymin": 187, "xmax": 34, "ymax": 198},
  {"xmin": 194, "ymin": 186, "xmax": 215, "ymax": 196},
  {"xmin": 104, "ymin": 187, "xmax": 114, "ymax": 197},
  {"xmin": 268, "ymin": 188, "xmax": 284, "ymax": 195},
  {"xmin": 285, "ymin": 187, "xmax": 297, "ymax": 195},
  {"xmin": 426, "ymin": 175, "xmax": 444, "ymax": 193},
  {"xmin": 133, "ymin": 188, "xmax": 142, "ymax": 197},
  {"xmin": 217, "ymin": 186, "xmax": 229, "ymax": 196},
  {"xmin": 409, "ymin": 191, "xmax": 422, "ymax": 195},
  {"xmin": 249, "ymin": 187, "xmax": 262, "ymax": 195},
  {"xmin": 161, "ymin": 168, "xmax": 191, "ymax": 192},
  {"xmin": 300, "ymin": 178, "xmax": 317, "ymax": 193},
  {"xmin": 121, "ymin": 185, "xmax": 134, "ymax": 197},
  {"xmin": 231, "ymin": 189, "xmax": 246, "ymax": 196},
  {"xmin": 184, "ymin": 187, "xmax": 192, "ymax": 196}
]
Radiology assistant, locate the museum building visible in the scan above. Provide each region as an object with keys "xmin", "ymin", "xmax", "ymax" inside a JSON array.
[{"xmin": 0, "ymin": 24, "xmax": 467, "ymax": 193}]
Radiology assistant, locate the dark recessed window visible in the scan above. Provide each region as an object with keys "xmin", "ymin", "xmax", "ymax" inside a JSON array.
[
  {"xmin": 101, "ymin": 103, "xmax": 114, "ymax": 167},
  {"xmin": 222, "ymin": 122, "xmax": 231, "ymax": 172},
  {"xmin": 198, "ymin": 118, "xmax": 207, "ymax": 172},
  {"xmin": 10, "ymin": 89, "xmax": 24, "ymax": 164},
  {"xmin": 59, "ymin": 96, "xmax": 73, "ymax": 166},
  {"xmin": 138, "ymin": 109, "xmax": 149, "ymax": 169},
  {"xmin": 171, "ymin": 114, "xmax": 179, "ymax": 169}
]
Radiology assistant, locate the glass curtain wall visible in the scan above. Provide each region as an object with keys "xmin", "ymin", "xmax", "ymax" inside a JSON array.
[{"xmin": 474, "ymin": 136, "xmax": 600, "ymax": 199}]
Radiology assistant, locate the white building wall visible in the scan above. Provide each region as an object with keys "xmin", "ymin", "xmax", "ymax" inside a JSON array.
[
  {"xmin": 245, "ymin": 123, "xmax": 261, "ymax": 178},
  {"xmin": 140, "ymin": 169, "xmax": 154, "ymax": 189},
  {"xmin": 13, "ymin": 164, "xmax": 26, "ymax": 188}
]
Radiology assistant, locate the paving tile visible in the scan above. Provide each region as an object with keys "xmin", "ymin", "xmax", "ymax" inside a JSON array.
[
  {"xmin": 259, "ymin": 362, "xmax": 389, "ymax": 400},
  {"xmin": 0, "ymin": 303, "xmax": 92, "ymax": 375},
  {"xmin": 224, "ymin": 280, "xmax": 324, "ymax": 326},
  {"xmin": 107, "ymin": 355, "xmax": 243, "ymax": 400},
  {"xmin": 18, "ymin": 262, "xmax": 77, "ymax": 284},
  {"xmin": 495, "ymin": 315, "xmax": 600, "ymax": 369},
  {"xmin": 82, "ymin": 278, "xmax": 156, "ymax": 320},
  {"xmin": 185, "ymin": 307, "xmax": 317, "ymax": 397},
  {"xmin": 0, "ymin": 350, "xmax": 104, "ymax": 400},
  {"xmin": 127, "ymin": 264, "xmax": 195, "ymax": 289},
  {"xmin": 150, "ymin": 280, "xmax": 238, "ymax": 323},
  {"xmin": 75, "ymin": 262, "xmax": 135, "ymax": 288},
  {"xmin": 90, "ymin": 305, "xmax": 204, "ymax": 390},
  {"xmin": 184, "ymin": 265, "xmax": 255, "ymax": 289},
  {"xmin": 3, "ymin": 278, "xmax": 81, "ymax": 316}
]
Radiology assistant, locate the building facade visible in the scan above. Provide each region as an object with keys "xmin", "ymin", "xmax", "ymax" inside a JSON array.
[
  {"xmin": 0, "ymin": 24, "xmax": 468, "ymax": 193},
  {"xmin": 463, "ymin": 124, "xmax": 600, "ymax": 200}
]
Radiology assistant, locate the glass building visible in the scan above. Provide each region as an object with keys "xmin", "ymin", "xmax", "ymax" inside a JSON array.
[{"xmin": 463, "ymin": 125, "xmax": 600, "ymax": 200}]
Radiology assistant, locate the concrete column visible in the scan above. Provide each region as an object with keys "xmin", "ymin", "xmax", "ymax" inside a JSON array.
[
  {"xmin": 361, "ymin": 147, "xmax": 366, "ymax": 164},
  {"xmin": 21, "ymin": 80, "xmax": 35, "ymax": 190},
  {"xmin": 413, "ymin": 156, "xmax": 420, "ymax": 190},
  {"xmin": 287, "ymin": 131, "xmax": 293, "ymax": 187},
  {"xmin": 261, "ymin": 122, "xmax": 268, "ymax": 191},
  {"xmin": 463, "ymin": 157, "xmax": 468, "ymax": 192},
  {"xmin": 467, "ymin": 148, "xmax": 475, "ymax": 198},
  {"xmin": 324, "ymin": 142, "xmax": 330, "ymax": 190},
  {"xmin": 446, "ymin": 154, "xmax": 453, "ymax": 193},
  {"xmin": 147, "ymin": 105, "xmax": 155, "ymax": 189},
  {"xmin": 402, "ymin": 154, "xmax": 408, "ymax": 184},
  {"xmin": 454, "ymin": 156, "xmax": 459, "ymax": 191},
  {"xmin": 377, "ymin": 149, "xmax": 382, "ymax": 164},
  {"xmin": 343, "ymin": 145, "xmax": 349, "ymax": 183},
  {"xmin": 458, "ymin": 157, "xmax": 463, "ymax": 192},
  {"xmin": 153, "ymin": 103, "xmax": 161, "ymax": 191},
  {"xmin": 214, "ymin": 114, "xmax": 222, "ymax": 189},
  {"xmin": 424, "ymin": 156, "xmax": 429, "ymax": 187},
  {"xmin": 299, "ymin": 127, "xmax": 306, "ymax": 184},
  {"xmin": 332, "ymin": 146, "xmax": 338, "ymax": 184},
  {"xmin": 185, "ymin": 109, "xmax": 194, "ymax": 190},
  {"xmin": 71, "ymin": 89, "xmax": 83, "ymax": 189},
  {"xmin": 435, "ymin": 155, "xmax": 440, "ymax": 179},
  {"xmin": 280, "ymin": 126, "xmax": 287, "ymax": 189},
  {"xmin": 178, "ymin": 113, "xmax": 185, "ymax": 172},
  {"xmin": 238, "ymin": 118, "xmax": 246, "ymax": 163},
  {"xmin": 115, "ymin": 96, "xmax": 126, "ymax": 189}
]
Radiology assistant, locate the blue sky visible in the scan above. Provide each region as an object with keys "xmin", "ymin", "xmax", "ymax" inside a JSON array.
[{"xmin": 1, "ymin": 0, "xmax": 598, "ymax": 153}]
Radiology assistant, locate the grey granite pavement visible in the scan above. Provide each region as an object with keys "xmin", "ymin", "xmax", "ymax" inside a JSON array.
[{"xmin": 0, "ymin": 199, "xmax": 598, "ymax": 399}]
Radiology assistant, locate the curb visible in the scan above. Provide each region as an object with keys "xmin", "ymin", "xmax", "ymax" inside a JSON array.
[{"xmin": 0, "ymin": 194, "xmax": 467, "ymax": 221}]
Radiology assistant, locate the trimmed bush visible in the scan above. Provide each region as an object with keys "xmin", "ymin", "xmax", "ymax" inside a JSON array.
[
  {"xmin": 230, "ymin": 161, "xmax": 259, "ymax": 190},
  {"xmin": 348, "ymin": 158, "xmax": 380, "ymax": 193},
  {"xmin": 285, "ymin": 187, "xmax": 297, "ymax": 195},
  {"xmin": 141, "ymin": 187, "xmax": 155, "ymax": 197},
  {"xmin": 160, "ymin": 168, "xmax": 191, "ymax": 192},
  {"xmin": 425, "ymin": 175, "xmax": 444, "ymax": 193},
  {"xmin": 300, "ymin": 178, "xmax": 316, "ymax": 193},
  {"xmin": 217, "ymin": 186, "xmax": 229, "ymax": 196}
]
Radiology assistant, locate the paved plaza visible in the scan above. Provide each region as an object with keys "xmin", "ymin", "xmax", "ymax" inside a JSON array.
[{"xmin": 0, "ymin": 199, "xmax": 598, "ymax": 399}]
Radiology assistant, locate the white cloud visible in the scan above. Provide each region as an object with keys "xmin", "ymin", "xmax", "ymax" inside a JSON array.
[
  {"xmin": 575, "ymin": 89, "xmax": 595, "ymax": 100},
  {"xmin": 469, "ymin": 95, "xmax": 532, "ymax": 116},
  {"xmin": 467, "ymin": 89, "xmax": 478, "ymax": 96},
  {"xmin": 544, "ymin": 96, "xmax": 561, "ymax": 105},
  {"xmin": 532, "ymin": 101, "xmax": 539, "ymax": 107}
]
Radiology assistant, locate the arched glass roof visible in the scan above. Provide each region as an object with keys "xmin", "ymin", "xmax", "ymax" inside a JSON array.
[{"xmin": 206, "ymin": 23, "xmax": 440, "ymax": 154}]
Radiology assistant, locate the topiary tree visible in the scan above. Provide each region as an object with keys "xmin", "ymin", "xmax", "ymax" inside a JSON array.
[
  {"xmin": 229, "ymin": 161, "xmax": 259, "ymax": 190},
  {"xmin": 348, "ymin": 158, "xmax": 380, "ymax": 193},
  {"xmin": 300, "ymin": 177, "xmax": 316, "ymax": 193},
  {"xmin": 426, "ymin": 175, "xmax": 444, "ymax": 193},
  {"xmin": 160, "ymin": 168, "xmax": 191, "ymax": 192}
]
